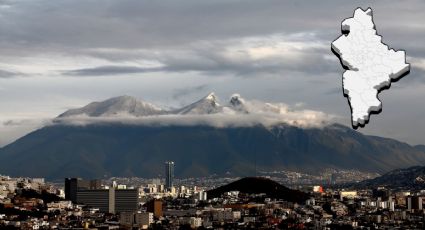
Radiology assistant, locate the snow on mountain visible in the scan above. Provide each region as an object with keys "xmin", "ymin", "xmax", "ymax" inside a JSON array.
[
  {"xmin": 55, "ymin": 93, "xmax": 334, "ymax": 127},
  {"xmin": 228, "ymin": 94, "xmax": 248, "ymax": 114},
  {"xmin": 58, "ymin": 93, "xmax": 279, "ymax": 118},
  {"xmin": 58, "ymin": 95, "xmax": 166, "ymax": 118},
  {"xmin": 174, "ymin": 92, "xmax": 223, "ymax": 115}
]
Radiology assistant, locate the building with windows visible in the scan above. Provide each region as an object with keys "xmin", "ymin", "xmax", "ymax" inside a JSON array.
[
  {"xmin": 115, "ymin": 189, "xmax": 139, "ymax": 213},
  {"xmin": 120, "ymin": 212, "xmax": 153, "ymax": 229},
  {"xmin": 76, "ymin": 189, "xmax": 111, "ymax": 213},
  {"xmin": 65, "ymin": 178, "xmax": 102, "ymax": 203},
  {"xmin": 407, "ymin": 196, "xmax": 423, "ymax": 211},
  {"xmin": 165, "ymin": 161, "xmax": 175, "ymax": 190},
  {"xmin": 65, "ymin": 178, "xmax": 138, "ymax": 214},
  {"xmin": 146, "ymin": 199, "xmax": 163, "ymax": 218}
]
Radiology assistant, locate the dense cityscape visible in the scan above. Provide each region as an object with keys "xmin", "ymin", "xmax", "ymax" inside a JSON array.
[
  {"xmin": 1, "ymin": 162, "xmax": 425, "ymax": 229},
  {"xmin": 2, "ymin": 0, "xmax": 425, "ymax": 229}
]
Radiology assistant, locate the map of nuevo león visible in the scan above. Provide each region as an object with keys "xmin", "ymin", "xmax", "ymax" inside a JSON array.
[{"xmin": 332, "ymin": 8, "xmax": 410, "ymax": 128}]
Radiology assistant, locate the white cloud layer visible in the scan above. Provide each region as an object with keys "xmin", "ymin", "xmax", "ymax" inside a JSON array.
[
  {"xmin": 53, "ymin": 96, "xmax": 336, "ymax": 128},
  {"xmin": 54, "ymin": 112, "xmax": 332, "ymax": 128}
]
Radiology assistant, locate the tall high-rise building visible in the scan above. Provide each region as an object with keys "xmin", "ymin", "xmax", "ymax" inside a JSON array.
[
  {"xmin": 165, "ymin": 161, "xmax": 174, "ymax": 189},
  {"xmin": 65, "ymin": 178, "xmax": 79, "ymax": 203}
]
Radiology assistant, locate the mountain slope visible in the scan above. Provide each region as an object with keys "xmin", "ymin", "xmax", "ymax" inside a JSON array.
[
  {"xmin": 174, "ymin": 93, "xmax": 222, "ymax": 115},
  {"xmin": 354, "ymin": 166, "xmax": 425, "ymax": 189},
  {"xmin": 414, "ymin": 145, "xmax": 425, "ymax": 152},
  {"xmin": 0, "ymin": 123, "xmax": 424, "ymax": 180},
  {"xmin": 58, "ymin": 95, "xmax": 166, "ymax": 118}
]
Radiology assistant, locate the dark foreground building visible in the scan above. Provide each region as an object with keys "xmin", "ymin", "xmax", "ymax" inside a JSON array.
[{"xmin": 65, "ymin": 178, "xmax": 138, "ymax": 214}]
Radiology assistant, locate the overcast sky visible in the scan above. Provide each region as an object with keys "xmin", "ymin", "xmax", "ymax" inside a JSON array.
[{"xmin": 0, "ymin": 0, "xmax": 425, "ymax": 146}]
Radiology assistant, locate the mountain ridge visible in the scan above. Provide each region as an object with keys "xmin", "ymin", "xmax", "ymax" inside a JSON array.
[
  {"xmin": 58, "ymin": 93, "xmax": 242, "ymax": 118},
  {"xmin": 1, "ymin": 94, "xmax": 424, "ymax": 180},
  {"xmin": 0, "ymin": 122, "xmax": 424, "ymax": 180},
  {"xmin": 58, "ymin": 95, "xmax": 167, "ymax": 118},
  {"xmin": 350, "ymin": 166, "xmax": 425, "ymax": 190},
  {"xmin": 175, "ymin": 92, "xmax": 222, "ymax": 115}
]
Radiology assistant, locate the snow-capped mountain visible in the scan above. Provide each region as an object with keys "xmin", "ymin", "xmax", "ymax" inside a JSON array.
[
  {"xmin": 174, "ymin": 92, "xmax": 223, "ymax": 115},
  {"xmin": 58, "ymin": 92, "xmax": 247, "ymax": 118},
  {"xmin": 57, "ymin": 92, "xmax": 284, "ymax": 118},
  {"xmin": 228, "ymin": 94, "xmax": 248, "ymax": 114},
  {"xmin": 2, "ymin": 93, "xmax": 425, "ymax": 180},
  {"xmin": 58, "ymin": 95, "xmax": 166, "ymax": 118},
  {"xmin": 55, "ymin": 93, "xmax": 332, "ymax": 128}
]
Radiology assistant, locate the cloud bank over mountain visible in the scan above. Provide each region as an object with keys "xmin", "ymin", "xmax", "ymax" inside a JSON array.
[{"xmin": 54, "ymin": 93, "xmax": 335, "ymax": 128}]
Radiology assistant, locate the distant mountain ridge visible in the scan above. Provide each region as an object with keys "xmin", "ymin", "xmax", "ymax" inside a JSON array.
[
  {"xmin": 58, "ymin": 95, "xmax": 166, "ymax": 118},
  {"xmin": 58, "ymin": 93, "xmax": 251, "ymax": 118},
  {"xmin": 353, "ymin": 166, "xmax": 425, "ymax": 190},
  {"xmin": 0, "ymin": 122, "xmax": 425, "ymax": 180},
  {"xmin": 55, "ymin": 93, "xmax": 330, "ymax": 126},
  {"xmin": 1, "ymin": 94, "xmax": 425, "ymax": 180}
]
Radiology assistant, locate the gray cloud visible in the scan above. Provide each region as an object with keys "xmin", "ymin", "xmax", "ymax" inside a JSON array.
[
  {"xmin": 0, "ymin": 118, "xmax": 51, "ymax": 146},
  {"xmin": 173, "ymin": 84, "xmax": 209, "ymax": 100},
  {"xmin": 0, "ymin": 0, "xmax": 422, "ymax": 51},
  {"xmin": 2, "ymin": 119, "xmax": 37, "ymax": 126},
  {"xmin": 0, "ymin": 0, "xmax": 424, "ymax": 79},
  {"xmin": 2, "ymin": 120, "xmax": 17, "ymax": 126},
  {"xmin": 1, "ymin": 0, "xmax": 333, "ymax": 50},
  {"xmin": 398, "ymin": 67, "xmax": 425, "ymax": 85},
  {"xmin": 62, "ymin": 38, "xmax": 338, "ymax": 77},
  {"xmin": 63, "ymin": 66, "xmax": 163, "ymax": 76},
  {"xmin": 0, "ymin": 69, "xmax": 20, "ymax": 78}
]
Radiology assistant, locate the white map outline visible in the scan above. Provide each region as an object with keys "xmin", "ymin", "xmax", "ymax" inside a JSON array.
[{"xmin": 331, "ymin": 7, "xmax": 410, "ymax": 129}]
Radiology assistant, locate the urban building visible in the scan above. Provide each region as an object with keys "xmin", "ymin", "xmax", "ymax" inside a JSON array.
[
  {"xmin": 146, "ymin": 199, "xmax": 163, "ymax": 218},
  {"xmin": 76, "ymin": 187, "xmax": 138, "ymax": 214},
  {"xmin": 340, "ymin": 191, "xmax": 357, "ymax": 200},
  {"xmin": 65, "ymin": 178, "xmax": 138, "ymax": 214},
  {"xmin": 6, "ymin": 173, "xmax": 425, "ymax": 229},
  {"xmin": 120, "ymin": 212, "xmax": 153, "ymax": 229},
  {"xmin": 165, "ymin": 161, "xmax": 175, "ymax": 189},
  {"xmin": 115, "ymin": 189, "xmax": 139, "ymax": 213},
  {"xmin": 64, "ymin": 178, "xmax": 78, "ymax": 203},
  {"xmin": 76, "ymin": 189, "xmax": 111, "ymax": 213},
  {"xmin": 65, "ymin": 178, "xmax": 102, "ymax": 203},
  {"xmin": 407, "ymin": 196, "xmax": 423, "ymax": 211}
]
